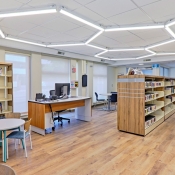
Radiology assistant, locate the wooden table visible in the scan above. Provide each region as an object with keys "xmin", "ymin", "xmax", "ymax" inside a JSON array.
[
  {"xmin": 28, "ymin": 96, "xmax": 92, "ymax": 135},
  {"xmin": 0, "ymin": 119, "xmax": 25, "ymax": 162}
]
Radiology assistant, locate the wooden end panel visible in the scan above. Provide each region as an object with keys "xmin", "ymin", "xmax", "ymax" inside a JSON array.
[
  {"xmin": 45, "ymin": 100, "xmax": 85, "ymax": 113},
  {"xmin": 118, "ymin": 81, "xmax": 145, "ymax": 135},
  {"xmin": 28, "ymin": 102, "xmax": 45, "ymax": 129}
]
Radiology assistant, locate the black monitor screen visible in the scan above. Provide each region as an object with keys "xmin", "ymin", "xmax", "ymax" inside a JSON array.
[{"xmin": 55, "ymin": 83, "xmax": 70, "ymax": 96}]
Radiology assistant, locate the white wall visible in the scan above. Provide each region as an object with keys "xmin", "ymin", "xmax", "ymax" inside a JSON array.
[
  {"xmin": 116, "ymin": 66, "xmax": 127, "ymax": 90},
  {"xmin": 169, "ymin": 68, "xmax": 175, "ymax": 77},
  {"xmin": 107, "ymin": 66, "xmax": 116, "ymax": 92}
]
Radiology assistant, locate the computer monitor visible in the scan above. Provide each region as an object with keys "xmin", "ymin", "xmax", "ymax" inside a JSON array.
[{"xmin": 55, "ymin": 83, "xmax": 70, "ymax": 97}]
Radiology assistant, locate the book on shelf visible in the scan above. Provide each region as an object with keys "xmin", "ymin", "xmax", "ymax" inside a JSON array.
[
  {"xmin": 145, "ymin": 115, "xmax": 156, "ymax": 129},
  {"xmin": 145, "ymin": 104, "xmax": 156, "ymax": 114},
  {"xmin": 145, "ymin": 81, "xmax": 162, "ymax": 88}
]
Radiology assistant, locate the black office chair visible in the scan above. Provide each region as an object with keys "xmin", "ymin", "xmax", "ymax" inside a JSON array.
[
  {"xmin": 94, "ymin": 92, "xmax": 107, "ymax": 108},
  {"xmin": 111, "ymin": 92, "xmax": 117, "ymax": 110},
  {"xmin": 50, "ymin": 90, "xmax": 70, "ymax": 126}
]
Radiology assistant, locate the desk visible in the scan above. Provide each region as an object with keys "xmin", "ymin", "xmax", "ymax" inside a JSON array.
[
  {"xmin": 28, "ymin": 96, "xmax": 92, "ymax": 136},
  {"xmin": 0, "ymin": 119, "xmax": 25, "ymax": 162}
]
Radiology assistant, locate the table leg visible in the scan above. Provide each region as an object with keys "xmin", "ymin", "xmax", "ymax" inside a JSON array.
[
  {"xmin": 3, "ymin": 131, "xmax": 6, "ymax": 162},
  {"xmin": 18, "ymin": 127, "xmax": 24, "ymax": 149}
]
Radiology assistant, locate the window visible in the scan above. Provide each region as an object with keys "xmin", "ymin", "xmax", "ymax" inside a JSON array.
[
  {"xmin": 164, "ymin": 68, "xmax": 169, "ymax": 77},
  {"xmin": 142, "ymin": 69, "xmax": 153, "ymax": 75},
  {"xmin": 160, "ymin": 67, "xmax": 164, "ymax": 76},
  {"xmin": 93, "ymin": 64, "xmax": 107, "ymax": 103},
  {"xmin": 41, "ymin": 56, "xmax": 70, "ymax": 97},
  {"xmin": 5, "ymin": 53, "xmax": 29, "ymax": 113}
]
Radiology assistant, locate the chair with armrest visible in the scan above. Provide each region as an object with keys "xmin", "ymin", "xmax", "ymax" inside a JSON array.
[
  {"xmin": 94, "ymin": 92, "xmax": 107, "ymax": 109},
  {"xmin": 50, "ymin": 90, "xmax": 70, "ymax": 126},
  {"xmin": 6, "ymin": 118, "xmax": 32, "ymax": 158},
  {"xmin": 110, "ymin": 92, "xmax": 117, "ymax": 110}
]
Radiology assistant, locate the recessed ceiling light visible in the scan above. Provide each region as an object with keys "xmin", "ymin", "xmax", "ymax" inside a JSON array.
[
  {"xmin": 0, "ymin": 30, "xmax": 5, "ymax": 38},
  {"xmin": 6, "ymin": 37, "xmax": 46, "ymax": 47},
  {"xmin": 86, "ymin": 44, "xmax": 107, "ymax": 51},
  {"xmin": 0, "ymin": 6, "xmax": 57, "ymax": 18},
  {"xmin": 85, "ymin": 31, "xmax": 103, "ymax": 44},
  {"xmin": 110, "ymin": 58, "xmax": 136, "ymax": 61},
  {"xmin": 47, "ymin": 43, "xmax": 85, "ymax": 47},
  {"xmin": 109, "ymin": 48, "xmax": 144, "ymax": 52},
  {"xmin": 95, "ymin": 55, "xmax": 110, "ymax": 60},
  {"xmin": 165, "ymin": 27, "xmax": 175, "ymax": 38},
  {"xmin": 95, "ymin": 50, "xmax": 108, "ymax": 57},
  {"xmin": 139, "ymin": 64, "xmax": 144, "ymax": 65},
  {"xmin": 60, "ymin": 9, "xmax": 104, "ymax": 31},
  {"xmin": 146, "ymin": 39, "xmax": 175, "ymax": 49},
  {"xmin": 136, "ymin": 53, "xmax": 156, "ymax": 59},
  {"xmin": 105, "ymin": 25, "xmax": 164, "ymax": 32}
]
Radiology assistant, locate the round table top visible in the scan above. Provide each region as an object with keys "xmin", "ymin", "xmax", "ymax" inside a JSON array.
[
  {"xmin": 99, "ymin": 93, "xmax": 112, "ymax": 96},
  {"xmin": 0, "ymin": 118, "xmax": 25, "ymax": 130}
]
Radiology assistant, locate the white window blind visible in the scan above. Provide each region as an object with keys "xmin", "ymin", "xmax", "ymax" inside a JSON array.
[
  {"xmin": 93, "ymin": 64, "xmax": 107, "ymax": 103},
  {"xmin": 41, "ymin": 56, "xmax": 70, "ymax": 97},
  {"xmin": 5, "ymin": 53, "xmax": 29, "ymax": 113}
]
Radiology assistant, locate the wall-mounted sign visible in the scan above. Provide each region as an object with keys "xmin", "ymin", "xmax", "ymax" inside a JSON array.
[{"xmin": 72, "ymin": 67, "xmax": 76, "ymax": 73}]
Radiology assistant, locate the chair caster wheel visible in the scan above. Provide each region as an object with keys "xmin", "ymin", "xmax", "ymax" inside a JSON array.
[
  {"xmin": 61, "ymin": 124, "xmax": 63, "ymax": 126},
  {"xmin": 68, "ymin": 121, "xmax": 70, "ymax": 123},
  {"xmin": 52, "ymin": 127, "xmax": 55, "ymax": 131}
]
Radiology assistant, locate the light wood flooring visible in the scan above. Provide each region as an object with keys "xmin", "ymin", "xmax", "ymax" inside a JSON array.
[{"xmin": 2, "ymin": 108, "xmax": 175, "ymax": 175}]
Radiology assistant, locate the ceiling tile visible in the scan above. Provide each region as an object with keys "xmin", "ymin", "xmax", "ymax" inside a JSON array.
[
  {"xmin": 92, "ymin": 35, "xmax": 121, "ymax": 48},
  {"xmin": 103, "ymin": 31, "xmax": 131, "ymax": 39},
  {"xmin": 142, "ymin": 0, "xmax": 175, "ymax": 20},
  {"xmin": 0, "ymin": 0, "xmax": 22, "ymax": 11},
  {"xmin": 113, "ymin": 33, "xmax": 142, "ymax": 44},
  {"xmin": 15, "ymin": 0, "xmax": 31, "ymax": 4},
  {"xmin": 64, "ymin": 26, "xmax": 95, "ymax": 40},
  {"xmin": 74, "ymin": 0, "xmax": 95, "ymax": 5},
  {"xmin": 0, "ymin": 18, "xmax": 37, "ymax": 32},
  {"xmin": 41, "ymin": 17, "xmax": 80, "ymax": 33},
  {"xmin": 103, "ymin": 50, "xmax": 148, "ymax": 58},
  {"xmin": 53, "ymin": 45, "xmax": 100, "ymax": 56},
  {"xmin": 0, "ymin": 26, "xmax": 21, "ymax": 36},
  {"xmin": 126, "ymin": 40, "xmax": 147, "ymax": 47},
  {"xmin": 130, "ymin": 29, "xmax": 170, "ymax": 40},
  {"xmin": 132, "ymin": 0, "xmax": 161, "ymax": 7},
  {"xmin": 17, "ymin": 32, "xmax": 48, "ymax": 42},
  {"xmin": 152, "ymin": 41, "xmax": 175, "ymax": 52},
  {"xmin": 42, "ymin": 33, "xmax": 80, "ymax": 43},
  {"xmin": 28, "ymin": 0, "xmax": 81, "ymax": 10},
  {"xmin": 85, "ymin": 0, "xmax": 137, "ymax": 18},
  {"xmin": 25, "ymin": 26, "xmax": 57, "ymax": 37},
  {"xmin": 108, "ymin": 8, "xmax": 151, "ymax": 25},
  {"xmin": 97, "ymin": 19, "xmax": 117, "ymax": 27},
  {"xmin": 74, "ymin": 6, "xmax": 104, "ymax": 22}
]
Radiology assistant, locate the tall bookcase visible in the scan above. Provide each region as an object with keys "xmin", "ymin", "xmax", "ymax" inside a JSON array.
[
  {"xmin": 0, "ymin": 63, "xmax": 13, "ymax": 115},
  {"xmin": 117, "ymin": 75, "xmax": 175, "ymax": 136}
]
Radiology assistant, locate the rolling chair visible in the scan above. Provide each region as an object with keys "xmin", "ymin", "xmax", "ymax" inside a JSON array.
[
  {"xmin": 110, "ymin": 92, "xmax": 117, "ymax": 110},
  {"xmin": 50, "ymin": 90, "xmax": 70, "ymax": 126},
  {"xmin": 94, "ymin": 92, "xmax": 107, "ymax": 109}
]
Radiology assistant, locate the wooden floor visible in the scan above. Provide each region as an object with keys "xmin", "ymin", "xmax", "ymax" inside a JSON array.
[{"xmin": 2, "ymin": 108, "xmax": 175, "ymax": 175}]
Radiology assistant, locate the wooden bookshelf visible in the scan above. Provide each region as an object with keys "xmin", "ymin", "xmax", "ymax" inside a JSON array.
[
  {"xmin": 117, "ymin": 75, "xmax": 169, "ymax": 136},
  {"xmin": 0, "ymin": 63, "xmax": 13, "ymax": 115}
]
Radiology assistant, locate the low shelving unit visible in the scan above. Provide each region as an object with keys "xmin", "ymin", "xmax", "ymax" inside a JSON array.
[
  {"xmin": 0, "ymin": 63, "xmax": 13, "ymax": 115},
  {"xmin": 118, "ymin": 75, "xmax": 175, "ymax": 136}
]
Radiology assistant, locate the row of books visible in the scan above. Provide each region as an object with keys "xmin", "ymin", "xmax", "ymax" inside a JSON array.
[
  {"xmin": 145, "ymin": 81, "xmax": 162, "ymax": 88},
  {"xmin": 145, "ymin": 92, "xmax": 159, "ymax": 101},
  {"xmin": 165, "ymin": 80, "xmax": 175, "ymax": 85},
  {"xmin": 145, "ymin": 115, "xmax": 156, "ymax": 129},
  {"xmin": 165, "ymin": 87, "xmax": 175, "ymax": 94},
  {"xmin": 145, "ymin": 104, "xmax": 156, "ymax": 114},
  {"xmin": 166, "ymin": 95, "xmax": 175, "ymax": 102}
]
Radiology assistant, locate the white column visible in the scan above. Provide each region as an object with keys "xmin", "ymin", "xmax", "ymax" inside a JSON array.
[
  {"xmin": 30, "ymin": 53, "xmax": 42, "ymax": 100},
  {"xmin": 70, "ymin": 60, "xmax": 77, "ymax": 96},
  {"xmin": 0, "ymin": 49, "xmax": 5, "ymax": 61}
]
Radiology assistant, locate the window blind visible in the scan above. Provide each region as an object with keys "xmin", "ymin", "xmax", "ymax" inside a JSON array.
[
  {"xmin": 41, "ymin": 56, "xmax": 70, "ymax": 97},
  {"xmin": 93, "ymin": 63, "xmax": 107, "ymax": 103},
  {"xmin": 5, "ymin": 53, "xmax": 29, "ymax": 113}
]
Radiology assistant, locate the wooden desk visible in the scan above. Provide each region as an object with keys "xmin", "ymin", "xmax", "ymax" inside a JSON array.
[{"xmin": 28, "ymin": 97, "xmax": 91, "ymax": 135}]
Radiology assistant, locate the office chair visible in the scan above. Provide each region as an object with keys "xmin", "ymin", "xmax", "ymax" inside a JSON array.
[
  {"xmin": 110, "ymin": 92, "xmax": 117, "ymax": 110},
  {"xmin": 94, "ymin": 92, "xmax": 107, "ymax": 109},
  {"xmin": 50, "ymin": 90, "xmax": 70, "ymax": 126}
]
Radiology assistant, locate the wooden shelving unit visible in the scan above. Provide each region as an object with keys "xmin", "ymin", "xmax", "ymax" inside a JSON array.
[
  {"xmin": 0, "ymin": 63, "xmax": 13, "ymax": 115},
  {"xmin": 117, "ymin": 75, "xmax": 175, "ymax": 136}
]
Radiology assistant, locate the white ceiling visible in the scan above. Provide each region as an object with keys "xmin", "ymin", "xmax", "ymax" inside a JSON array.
[{"xmin": 0, "ymin": 0, "xmax": 175, "ymax": 63}]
